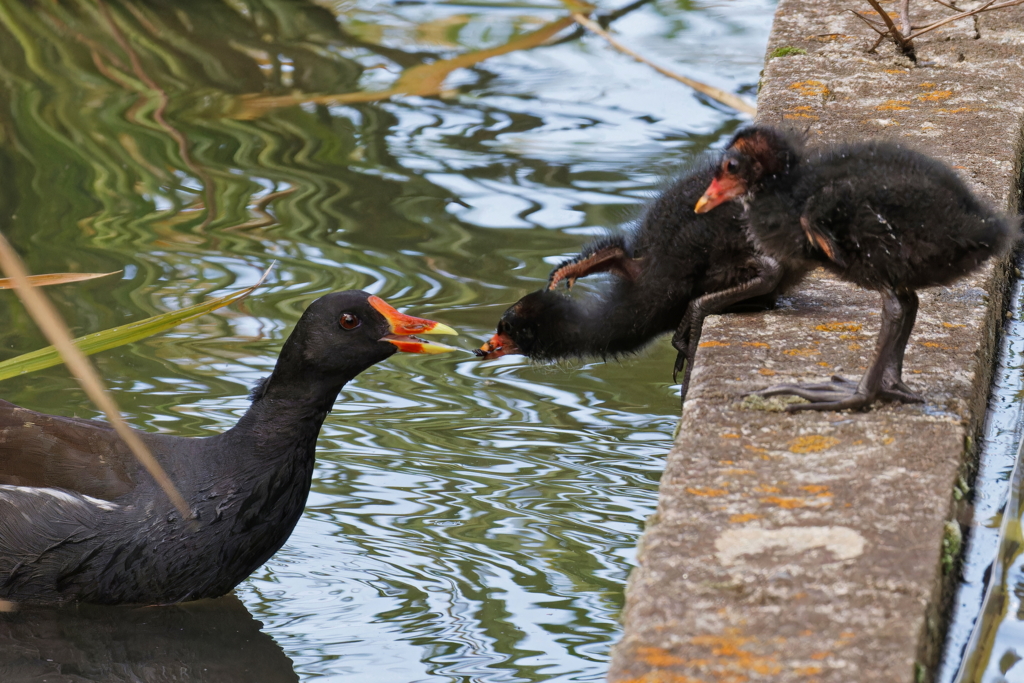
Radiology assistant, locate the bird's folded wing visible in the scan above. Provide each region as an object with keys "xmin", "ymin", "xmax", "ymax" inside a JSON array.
[{"xmin": 0, "ymin": 400, "xmax": 136, "ymax": 501}]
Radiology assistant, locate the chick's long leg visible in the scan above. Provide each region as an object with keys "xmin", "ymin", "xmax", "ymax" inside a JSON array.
[
  {"xmin": 673, "ymin": 254, "xmax": 783, "ymax": 400},
  {"xmin": 757, "ymin": 287, "xmax": 918, "ymax": 411},
  {"xmin": 880, "ymin": 289, "xmax": 923, "ymax": 402}
]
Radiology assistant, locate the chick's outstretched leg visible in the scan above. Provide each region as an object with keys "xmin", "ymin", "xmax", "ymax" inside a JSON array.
[{"xmin": 673, "ymin": 255, "xmax": 783, "ymax": 400}]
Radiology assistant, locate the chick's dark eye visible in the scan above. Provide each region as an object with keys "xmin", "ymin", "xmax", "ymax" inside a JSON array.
[
  {"xmin": 339, "ymin": 313, "xmax": 361, "ymax": 330},
  {"xmin": 725, "ymin": 159, "xmax": 740, "ymax": 173}
]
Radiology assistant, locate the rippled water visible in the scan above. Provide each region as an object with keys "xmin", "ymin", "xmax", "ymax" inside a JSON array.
[
  {"xmin": 943, "ymin": 260, "xmax": 1024, "ymax": 683},
  {"xmin": 0, "ymin": 1, "xmax": 772, "ymax": 680}
]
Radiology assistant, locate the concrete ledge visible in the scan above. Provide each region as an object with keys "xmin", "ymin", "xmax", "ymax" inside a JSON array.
[{"xmin": 610, "ymin": 3, "xmax": 1024, "ymax": 681}]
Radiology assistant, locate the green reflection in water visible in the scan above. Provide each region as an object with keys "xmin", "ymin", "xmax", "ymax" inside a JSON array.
[{"xmin": 0, "ymin": 0, "xmax": 774, "ymax": 680}]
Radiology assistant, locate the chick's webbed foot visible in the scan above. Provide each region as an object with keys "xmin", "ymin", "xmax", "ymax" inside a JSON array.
[{"xmin": 754, "ymin": 375, "xmax": 922, "ymax": 412}]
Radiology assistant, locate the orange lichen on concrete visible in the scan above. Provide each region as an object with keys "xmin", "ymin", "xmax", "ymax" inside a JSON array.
[
  {"xmin": 799, "ymin": 485, "xmax": 830, "ymax": 495},
  {"xmin": 687, "ymin": 486, "xmax": 729, "ymax": 497},
  {"xmin": 690, "ymin": 629, "xmax": 782, "ymax": 676},
  {"xmin": 619, "ymin": 648, "xmax": 709, "ymax": 683},
  {"xmin": 785, "ymin": 112, "xmax": 819, "ymax": 120},
  {"xmin": 808, "ymin": 33, "xmax": 847, "ymax": 42},
  {"xmin": 783, "ymin": 348, "xmax": 819, "ymax": 357},
  {"xmin": 730, "ymin": 513, "xmax": 762, "ymax": 523},
  {"xmin": 721, "ymin": 433, "xmax": 741, "ymax": 439},
  {"xmin": 847, "ymin": 343, "xmax": 862, "ymax": 350},
  {"xmin": 760, "ymin": 496, "xmax": 811, "ymax": 509},
  {"xmin": 635, "ymin": 647, "xmax": 688, "ymax": 667},
  {"xmin": 724, "ymin": 469, "xmax": 756, "ymax": 476},
  {"xmin": 758, "ymin": 368, "xmax": 776, "ymax": 376},
  {"xmin": 754, "ymin": 484, "xmax": 781, "ymax": 494},
  {"xmin": 938, "ymin": 107, "xmax": 975, "ymax": 113},
  {"xmin": 614, "ymin": 675, "xmax": 703, "ymax": 683},
  {"xmin": 794, "ymin": 665, "xmax": 823, "ymax": 675},
  {"xmin": 918, "ymin": 90, "xmax": 952, "ymax": 101},
  {"xmin": 789, "ymin": 435, "xmax": 840, "ymax": 453},
  {"xmin": 943, "ymin": 322, "xmax": 966, "ymax": 328},
  {"xmin": 789, "ymin": 80, "xmax": 829, "ymax": 97},
  {"xmin": 817, "ymin": 362, "xmax": 829, "ymax": 367},
  {"xmin": 743, "ymin": 341, "xmax": 770, "ymax": 348},
  {"xmin": 881, "ymin": 436, "xmax": 895, "ymax": 445},
  {"xmin": 877, "ymin": 100, "xmax": 910, "ymax": 111},
  {"xmin": 814, "ymin": 321, "xmax": 861, "ymax": 333},
  {"xmin": 921, "ymin": 341, "xmax": 954, "ymax": 350},
  {"xmin": 700, "ymin": 341, "xmax": 730, "ymax": 348},
  {"xmin": 810, "ymin": 652, "xmax": 830, "ymax": 660}
]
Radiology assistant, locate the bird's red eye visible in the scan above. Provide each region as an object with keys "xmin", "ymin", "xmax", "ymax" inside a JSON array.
[{"xmin": 340, "ymin": 313, "xmax": 361, "ymax": 330}]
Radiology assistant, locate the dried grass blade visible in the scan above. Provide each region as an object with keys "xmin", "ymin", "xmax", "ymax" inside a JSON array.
[
  {"xmin": 0, "ymin": 271, "xmax": 121, "ymax": 289},
  {"xmin": 0, "ymin": 230, "xmax": 191, "ymax": 520}
]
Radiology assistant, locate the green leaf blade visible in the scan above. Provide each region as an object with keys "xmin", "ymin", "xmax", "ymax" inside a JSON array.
[{"xmin": 0, "ymin": 278, "xmax": 265, "ymax": 382}]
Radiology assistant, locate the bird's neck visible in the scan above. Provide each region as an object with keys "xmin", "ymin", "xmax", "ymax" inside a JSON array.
[{"xmin": 225, "ymin": 373, "xmax": 348, "ymax": 461}]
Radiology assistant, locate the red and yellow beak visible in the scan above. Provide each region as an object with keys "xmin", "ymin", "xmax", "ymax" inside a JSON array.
[
  {"xmin": 368, "ymin": 295, "xmax": 458, "ymax": 354},
  {"xmin": 475, "ymin": 332, "xmax": 521, "ymax": 360},
  {"xmin": 694, "ymin": 175, "xmax": 746, "ymax": 214}
]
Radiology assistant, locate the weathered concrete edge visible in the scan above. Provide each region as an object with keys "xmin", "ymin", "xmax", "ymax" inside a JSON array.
[{"xmin": 610, "ymin": 3, "xmax": 1024, "ymax": 682}]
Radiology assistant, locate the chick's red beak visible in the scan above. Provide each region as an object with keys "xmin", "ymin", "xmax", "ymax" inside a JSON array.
[
  {"xmin": 474, "ymin": 332, "xmax": 521, "ymax": 360},
  {"xmin": 695, "ymin": 176, "xmax": 746, "ymax": 214},
  {"xmin": 368, "ymin": 295, "xmax": 458, "ymax": 354}
]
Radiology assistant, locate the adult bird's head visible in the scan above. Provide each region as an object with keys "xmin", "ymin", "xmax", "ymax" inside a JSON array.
[
  {"xmin": 265, "ymin": 290, "xmax": 457, "ymax": 395},
  {"xmin": 695, "ymin": 126, "xmax": 802, "ymax": 214}
]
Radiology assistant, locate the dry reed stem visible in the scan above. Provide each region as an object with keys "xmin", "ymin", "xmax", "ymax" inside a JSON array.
[
  {"xmin": 0, "ymin": 231, "xmax": 192, "ymax": 521},
  {"xmin": 856, "ymin": 0, "xmax": 1024, "ymax": 55},
  {"xmin": 571, "ymin": 12, "xmax": 757, "ymax": 116},
  {"xmin": 864, "ymin": 0, "xmax": 916, "ymax": 58},
  {"xmin": 909, "ymin": 0, "xmax": 1017, "ymax": 40},
  {"xmin": 899, "ymin": 0, "xmax": 913, "ymax": 33}
]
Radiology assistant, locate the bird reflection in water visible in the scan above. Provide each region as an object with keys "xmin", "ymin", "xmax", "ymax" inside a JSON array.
[{"xmin": 0, "ymin": 594, "xmax": 297, "ymax": 683}]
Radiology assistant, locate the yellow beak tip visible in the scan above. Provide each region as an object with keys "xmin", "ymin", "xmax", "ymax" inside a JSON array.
[
  {"xmin": 417, "ymin": 341, "xmax": 459, "ymax": 354},
  {"xmin": 426, "ymin": 322, "xmax": 458, "ymax": 337}
]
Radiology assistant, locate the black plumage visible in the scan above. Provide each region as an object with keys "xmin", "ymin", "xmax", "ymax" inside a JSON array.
[
  {"xmin": 695, "ymin": 125, "xmax": 1019, "ymax": 411},
  {"xmin": 0, "ymin": 291, "xmax": 455, "ymax": 605},
  {"xmin": 477, "ymin": 158, "xmax": 803, "ymax": 397}
]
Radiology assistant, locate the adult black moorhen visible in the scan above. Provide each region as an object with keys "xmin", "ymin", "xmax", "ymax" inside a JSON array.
[
  {"xmin": 695, "ymin": 125, "xmax": 1019, "ymax": 411},
  {"xmin": 476, "ymin": 158, "xmax": 805, "ymax": 397},
  {"xmin": 0, "ymin": 291, "xmax": 457, "ymax": 606}
]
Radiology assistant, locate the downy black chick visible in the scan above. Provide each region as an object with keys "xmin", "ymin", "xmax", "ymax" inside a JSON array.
[
  {"xmin": 477, "ymin": 157, "xmax": 805, "ymax": 398},
  {"xmin": 695, "ymin": 125, "xmax": 1019, "ymax": 411}
]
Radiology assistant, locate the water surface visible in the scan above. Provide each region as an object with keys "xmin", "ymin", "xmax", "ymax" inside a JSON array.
[{"xmin": 0, "ymin": 1, "xmax": 772, "ymax": 680}]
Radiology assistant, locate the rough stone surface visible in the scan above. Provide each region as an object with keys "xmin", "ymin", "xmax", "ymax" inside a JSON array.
[{"xmin": 609, "ymin": 3, "xmax": 1024, "ymax": 682}]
